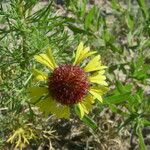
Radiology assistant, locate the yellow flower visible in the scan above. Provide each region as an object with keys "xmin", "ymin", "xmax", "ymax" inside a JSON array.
[{"xmin": 29, "ymin": 42, "xmax": 108, "ymax": 119}]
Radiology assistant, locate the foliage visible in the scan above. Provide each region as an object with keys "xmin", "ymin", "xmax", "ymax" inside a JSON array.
[{"xmin": 0, "ymin": 0, "xmax": 150, "ymax": 149}]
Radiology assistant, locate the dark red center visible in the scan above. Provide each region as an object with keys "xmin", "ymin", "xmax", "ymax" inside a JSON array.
[{"xmin": 48, "ymin": 64, "xmax": 89, "ymax": 105}]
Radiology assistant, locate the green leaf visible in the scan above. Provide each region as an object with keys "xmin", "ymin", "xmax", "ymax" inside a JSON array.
[
  {"xmin": 125, "ymin": 12, "xmax": 134, "ymax": 30},
  {"xmin": 79, "ymin": 0, "xmax": 87, "ymax": 17},
  {"xmin": 138, "ymin": 128, "xmax": 147, "ymax": 150},
  {"xmin": 111, "ymin": 0, "xmax": 120, "ymax": 10},
  {"xmin": 141, "ymin": 119, "xmax": 150, "ymax": 126},
  {"xmin": 104, "ymin": 92, "xmax": 131, "ymax": 105},
  {"xmin": 82, "ymin": 115, "xmax": 98, "ymax": 130},
  {"xmin": 115, "ymin": 82, "xmax": 133, "ymax": 94},
  {"xmin": 137, "ymin": 0, "xmax": 149, "ymax": 19},
  {"xmin": 67, "ymin": 24, "xmax": 93, "ymax": 36},
  {"xmin": 118, "ymin": 114, "xmax": 137, "ymax": 130},
  {"xmin": 103, "ymin": 30, "xmax": 111, "ymax": 43},
  {"xmin": 109, "ymin": 104, "xmax": 129, "ymax": 117},
  {"xmin": 75, "ymin": 105, "xmax": 97, "ymax": 129},
  {"xmin": 116, "ymin": 81, "xmax": 126, "ymax": 94},
  {"xmin": 84, "ymin": 6, "xmax": 95, "ymax": 29}
]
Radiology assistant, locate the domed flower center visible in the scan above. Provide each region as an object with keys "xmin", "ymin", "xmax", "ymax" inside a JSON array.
[{"xmin": 48, "ymin": 64, "xmax": 89, "ymax": 105}]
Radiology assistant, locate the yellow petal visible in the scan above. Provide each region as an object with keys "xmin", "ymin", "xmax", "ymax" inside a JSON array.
[
  {"xmin": 77, "ymin": 103, "xmax": 85, "ymax": 119},
  {"xmin": 36, "ymin": 97, "xmax": 55, "ymax": 116},
  {"xmin": 89, "ymin": 91, "xmax": 102, "ymax": 102},
  {"xmin": 84, "ymin": 55, "xmax": 107, "ymax": 72},
  {"xmin": 73, "ymin": 42, "xmax": 84, "ymax": 65},
  {"xmin": 34, "ymin": 49, "xmax": 57, "ymax": 70},
  {"xmin": 46, "ymin": 48, "xmax": 58, "ymax": 68},
  {"xmin": 73, "ymin": 42, "xmax": 96, "ymax": 65},
  {"xmin": 28, "ymin": 87, "xmax": 48, "ymax": 103},
  {"xmin": 89, "ymin": 86, "xmax": 109, "ymax": 102},
  {"xmin": 75, "ymin": 47, "xmax": 90, "ymax": 64},
  {"xmin": 77, "ymin": 50, "xmax": 97, "ymax": 64},
  {"xmin": 97, "ymin": 70, "xmax": 105, "ymax": 75},
  {"xmin": 51, "ymin": 105, "xmax": 70, "ymax": 119},
  {"xmin": 89, "ymin": 87, "xmax": 103, "ymax": 102},
  {"xmin": 88, "ymin": 71, "xmax": 108, "ymax": 86},
  {"xmin": 32, "ymin": 69, "xmax": 48, "ymax": 81},
  {"xmin": 81, "ymin": 51, "xmax": 97, "ymax": 61},
  {"xmin": 36, "ymin": 97, "xmax": 70, "ymax": 119},
  {"xmin": 80, "ymin": 95, "xmax": 94, "ymax": 114}
]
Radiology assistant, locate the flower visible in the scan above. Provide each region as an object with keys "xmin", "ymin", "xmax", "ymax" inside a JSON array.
[{"xmin": 29, "ymin": 42, "xmax": 108, "ymax": 119}]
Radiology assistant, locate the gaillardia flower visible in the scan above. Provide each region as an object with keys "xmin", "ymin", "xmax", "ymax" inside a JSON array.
[{"xmin": 29, "ymin": 42, "xmax": 108, "ymax": 119}]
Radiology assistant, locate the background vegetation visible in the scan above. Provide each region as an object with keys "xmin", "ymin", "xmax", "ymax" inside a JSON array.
[{"xmin": 0, "ymin": 0, "xmax": 150, "ymax": 149}]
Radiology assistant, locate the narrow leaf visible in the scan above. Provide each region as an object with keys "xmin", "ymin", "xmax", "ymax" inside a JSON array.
[{"xmin": 82, "ymin": 115, "xmax": 98, "ymax": 130}]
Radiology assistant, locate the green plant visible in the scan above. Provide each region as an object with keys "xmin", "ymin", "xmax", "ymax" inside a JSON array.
[{"xmin": 0, "ymin": 0, "xmax": 150, "ymax": 149}]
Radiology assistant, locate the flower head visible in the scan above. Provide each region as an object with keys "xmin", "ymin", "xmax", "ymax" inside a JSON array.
[
  {"xmin": 49, "ymin": 64, "xmax": 89, "ymax": 105},
  {"xmin": 29, "ymin": 42, "xmax": 108, "ymax": 119}
]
